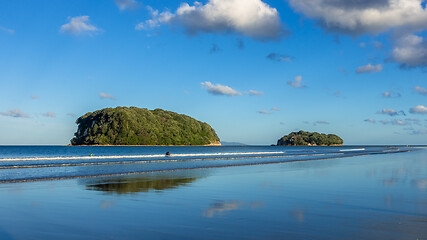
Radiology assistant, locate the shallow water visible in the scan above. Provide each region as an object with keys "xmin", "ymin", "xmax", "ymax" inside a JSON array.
[
  {"xmin": 0, "ymin": 146, "xmax": 425, "ymax": 239},
  {"xmin": 0, "ymin": 146, "xmax": 409, "ymax": 182}
]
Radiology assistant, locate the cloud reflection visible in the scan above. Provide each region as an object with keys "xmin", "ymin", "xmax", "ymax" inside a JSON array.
[
  {"xmin": 289, "ymin": 208, "xmax": 305, "ymax": 223},
  {"xmin": 383, "ymin": 178, "xmax": 398, "ymax": 186},
  {"xmin": 203, "ymin": 201, "xmax": 242, "ymax": 218},
  {"xmin": 203, "ymin": 200, "xmax": 264, "ymax": 218},
  {"xmin": 100, "ymin": 200, "xmax": 115, "ymax": 209},
  {"xmin": 411, "ymin": 179, "xmax": 427, "ymax": 190}
]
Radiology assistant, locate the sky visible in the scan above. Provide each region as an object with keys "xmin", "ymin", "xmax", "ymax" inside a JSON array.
[{"xmin": 0, "ymin": 0, "xmax": 427, "ymax": 145}]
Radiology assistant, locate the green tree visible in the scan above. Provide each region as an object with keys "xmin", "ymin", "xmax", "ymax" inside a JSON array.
[
  {"xmin": 277, "ymin": 131, "xmax": 343, "ymax": 146},
  {"xmin": 71, "ymin": 107, "xmax": 220, "ymax": 146}
]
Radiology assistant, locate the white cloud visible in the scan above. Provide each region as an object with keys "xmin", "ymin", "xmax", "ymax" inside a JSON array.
[
  {"xmin": 379, "ymin": 120, "xmax": 389, "ymax": 125},
  {"xmin": 135, "ymin": 7, "xmax": 173, "ymax": 30},
  {"xmin": 356, "ymin": 64, "xmax": 382, "ymax": 74},
  {"xmin": 60, "ymin": 16, "xmax": 101, "ymax": 35},
  {"xmin": 382, "ymin": 91, "xmax": 401, "ymax": 98},
  {"xmin": 0, "ymin": 26, "xmax": 15, "ymax": 34},
  {"xmin": 364, "ymin": 118, "xmax": 376, "ymax": 123},
  {"xmin": 137, "ymin": 0, "xmax": 286, "ymax": 40},
  {"xmin": 288, "ymin": 0, "xmax": 427, "ymax": 35},
  {"xmin": 315, "ymin": 120, "xmax": 329, "ymax": 125},
  {"xmin": 361, "ymin": 41, "xmax": 383, "ymax": 49},
  {"xmin": 30, "ymin": 95, "xmax": 39, "ymax": 100},
  {"xmin": 42, "ymin": 112, "xmax": 56, "ymax": 118},
  {"xmin": 67, "ymin": 113, "xmax": 76, "ymax": 118},
  {"xmin": 99, "ymin": 92, "xmax": 116, "ymax": 100},
  {"xmin": 376, "ymin": 108, "xmax": 405, "ymax": 116},
  {"xmin": 391, "ymin": 34, "xmax": 427, "ymax": 68},
  {"xmin": 200, "ymin": 81, "xmax": 241, "ymax": 96},
  {"xmin": 115, "ymin": 0, "xmax": 140, "ymax": 10},
  {"xmin": 414, "ymin": 86, "xmax": 427, "ymax": 95},
  {"xmin": 382, "ymin": 92, "xmax": 390, "ymax": 97},
  {"xmin": 411, "ymin": 129, "xmax": 427, "ymax": 135},
  {"xmin": 210, "ymin": 44, "xmax": 222, "ymax": 54},
  {"xmin": 406, "ymin": 118, "xmax": 421, "ymax": 125},
  {"xmin": 200, "ymin": 82, "xmax": 262, "ymax": 96},
  {"xmin": 266, "ymin": 53, "xmax": 293, "ymax": 62},
  {"xmin": 391, "ymin": 119, "xmax": 407, "ymax": 126},
  {"xmin": 135, "ymin": 19, "xmax": 158, "ymax": 30},
  {"xmin": 287, "ymin": 1, "xmax": 427, "ymax": 69},
  {"xmin": 373, "ymin": 41, "xmax": 384, "ymax": 49},
  {"xmin": 338, "ymin": 68, "xmax": 348, "ymax": 74},
  {"xmin": 378, "ymin": 119, "xmax": 408, "ymax": 125},
  {"xmin": 271, "ymin": 107, "xmax": 280, "ymax": 111},
  {"xmin": 333, "ymin": 90, "xmax": 341, "ymax": 97},
  {"xmin": 257, "ymin": 110, "xmax": 271, "ymax": 114},
  {"xmin": 0, "ymin": 109, "xmax": 29, "ymax": 118},
  {"xmin": 287, "ymin": 75, "xmax": 306, "ymax": 88},
  {"xmin": 410, "ymin": 105, "xmax": 427, "ymax": 114},
  {"xmin": 249, "ymin": 90, "xmax": 264, "ymax": 96}
]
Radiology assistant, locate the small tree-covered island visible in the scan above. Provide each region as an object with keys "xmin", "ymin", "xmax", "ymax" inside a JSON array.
[
  {"xmin": 70, "ymin": 107, "xmax": 221, "ymax": 146},
  {"xmin": 277, "ymin": 131, "xmax": 343, "ymax": 146}
]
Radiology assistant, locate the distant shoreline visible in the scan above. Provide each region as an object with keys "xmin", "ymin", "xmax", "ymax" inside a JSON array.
[
  {"xmin": 66, "ymin": 143, "xmax": 222, "ymax": 147},
  {"xmin": 275, "ymin": 144, "xmax": 343, "ymax": 147}
]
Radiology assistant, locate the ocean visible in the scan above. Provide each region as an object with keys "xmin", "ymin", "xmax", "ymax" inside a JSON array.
[
  {"xmin": 0, "ymin": 145, "xmax": 410, "ymax": 183},
  {"xmin": 0, "ymin": 145, "xmax": 425, "ymax": 239}
]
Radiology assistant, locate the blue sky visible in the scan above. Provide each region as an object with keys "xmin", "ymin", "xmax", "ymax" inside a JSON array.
[{"xmin": 0, "ymin": 0, "xmax": 427, "ymax": 145}]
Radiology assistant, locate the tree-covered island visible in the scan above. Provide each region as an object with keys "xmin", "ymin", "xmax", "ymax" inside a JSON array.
[
  {"xmin": 70, "ymin": 107, "xmax": 220, "ymax": 146},
  {"xmin": 277, "ymin": 131, "xmax": 343, "ymax": 146}
]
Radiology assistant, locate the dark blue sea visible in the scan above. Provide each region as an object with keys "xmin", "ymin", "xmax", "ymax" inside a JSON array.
[{"xmin": 0, "ymin": 145, "xmax": 425, "ymax": 239}]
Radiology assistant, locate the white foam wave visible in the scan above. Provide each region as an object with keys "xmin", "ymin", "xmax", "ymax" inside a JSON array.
[
  {"xmin": 339, "ymin": 148, "xmax": 365, "ymax": 152},
  {"xmin": 0, "ymin": 151, "xmax": 286, "ymax": 162}
]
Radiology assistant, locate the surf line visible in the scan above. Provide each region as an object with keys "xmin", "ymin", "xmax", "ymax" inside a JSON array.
[
  {"xmin": 0, "ymin": 153, "xmax": 342, "ymax": 169},
  {"xmin": 339, "ymin": 148, "xmax": 366, "ymax": 152},
  {"xmin": 0, "ymin": 151, "xmax": 288, "ymax": 162}
]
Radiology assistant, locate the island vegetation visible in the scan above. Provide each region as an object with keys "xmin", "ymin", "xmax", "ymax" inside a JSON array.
[
  {"xmin": 277, "ymin": 131, "xmax": 343, "ymax": 146},
  {"xmin": 70, "ymin": 107, "xmax": 220, "ymax": 146}
]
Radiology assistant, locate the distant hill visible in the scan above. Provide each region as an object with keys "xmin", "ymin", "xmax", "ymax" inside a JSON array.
[
  {"xmin": 277, "ymin": 131, "xmax": 343, "ymax": 146},
  {"xmin": 220, "ymin": 141, "xmax": 247, "ymax": 146},
  {"xmin": 70, "ymin": 107, "xmax": 220, "ymax": 146}
]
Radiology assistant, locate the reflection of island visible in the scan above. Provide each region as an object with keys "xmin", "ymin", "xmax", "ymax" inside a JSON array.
[{"xmin": 85, "ymin": 176, "xmax": 199, "ymax": 194}]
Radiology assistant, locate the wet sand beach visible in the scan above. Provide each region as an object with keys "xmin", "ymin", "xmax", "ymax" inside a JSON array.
[{"xmin": 0, "ymin": 146, "xmax": 425, "ymax": 239}]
